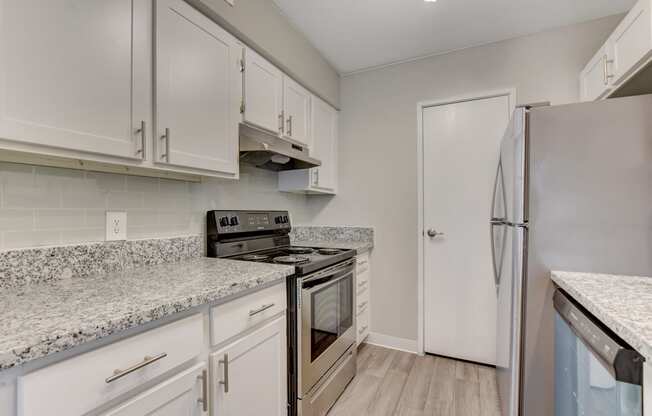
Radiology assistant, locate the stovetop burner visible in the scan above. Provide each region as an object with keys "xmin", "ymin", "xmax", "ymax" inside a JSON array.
[
  {"xmin": 317, "ymin": 248, "xmax": 342, "ymax": 255},
  {"xmin": 240, "ymin": 254, "xmax": 271, "ymax": 261},
  {"xmin": 273, "ymin": 255, "xmax": 310, "ymax": 265},
  {"xmin": 287, "ymin": 247, "xmax": 314, "ymax": 254}
]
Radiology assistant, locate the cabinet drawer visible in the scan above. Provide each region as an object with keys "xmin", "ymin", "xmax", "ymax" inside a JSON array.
[
  {"xmin": 18, "ymin": 314, "xmax": 203, "ymax": 416},
  {"xmin": 210, "ymin": 283, "xmax": 286, "ymax": 346},
  {"xmin": 356, "ymin": 286, "xmax": 369, "ymax": 316},
  {"xmin": 357, "ymin": 309, "xmax": 370, "ymax": 345}
]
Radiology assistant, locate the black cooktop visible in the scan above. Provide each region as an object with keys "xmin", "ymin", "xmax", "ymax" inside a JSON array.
[{"xmin": 228, "ymin": 245, "xmax": 355, "ymax": 275}]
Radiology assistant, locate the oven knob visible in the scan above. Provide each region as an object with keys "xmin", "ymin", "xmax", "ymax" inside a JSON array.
[
  {"xmin": 219, "ymin": 216, "xmax": 229, "ymax": 227},
  {"xmin": 230, "ymin": 216, "xmax": 239, "ymax": 226},
  {"xmin": 275, "ymin": 216, "xmax": 281, "ymax": 224},
  {"xmin": 283, "ymin": 215, "xmax": 289, "ymax": 223}
]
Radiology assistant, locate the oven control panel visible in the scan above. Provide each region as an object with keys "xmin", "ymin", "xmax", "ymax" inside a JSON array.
[{"xmin": 208, "ymin": 210, "xmax": 291, "ymax": 235}]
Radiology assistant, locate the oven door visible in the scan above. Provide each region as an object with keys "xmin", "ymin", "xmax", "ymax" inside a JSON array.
[{"xmin": 299, "ymin": 260, "xmax": 356, "ymax": 395}]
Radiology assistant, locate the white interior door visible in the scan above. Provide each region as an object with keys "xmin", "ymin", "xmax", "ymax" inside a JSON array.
[{"xmin": 423, "ymin": 93, "xmax": 512, "ymax": 365}]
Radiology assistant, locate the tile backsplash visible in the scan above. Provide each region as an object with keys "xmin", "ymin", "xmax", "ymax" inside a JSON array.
[{"xmin": 0, "ymin": 162, "xmax": 311, "ymax": 250}]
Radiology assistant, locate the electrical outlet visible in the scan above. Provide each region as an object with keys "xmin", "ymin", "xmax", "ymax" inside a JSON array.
[{"xmin": 106, "ymin": 211, "xmax": 127, "ymax": 241}]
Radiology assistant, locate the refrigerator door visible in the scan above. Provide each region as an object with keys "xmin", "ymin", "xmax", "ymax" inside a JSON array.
[
  {"xmin": 499, "ymin": 107, "xmax": 527, "ymax": 225},
  {"xmin": 497, "ymin": 225, "xmax": 527, "ymax": 416}
]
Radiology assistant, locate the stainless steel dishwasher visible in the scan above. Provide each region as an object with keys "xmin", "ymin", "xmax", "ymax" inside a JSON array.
[{"xmin": 554, "ymin": 290, "xmax": 645, "ymax": 416}]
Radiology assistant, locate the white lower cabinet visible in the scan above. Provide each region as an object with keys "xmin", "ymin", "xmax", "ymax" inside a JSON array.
[
  {"xmin": 102, "ymin": 363, "xmax": 208, "ymax": 416},
  {"xmin": 210, "ymin": 315, "xmax": 287, "ymax": 416},
  {"xmin": 355, "ymin": 252, "xmax": 371, "ymax": 346}
]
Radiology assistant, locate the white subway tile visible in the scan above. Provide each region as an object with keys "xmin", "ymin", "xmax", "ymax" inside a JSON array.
[
  {"xmin": 0, "ymin": 163, "xmax": 34, "ymax": 186},
  {"xmin": 128, "ymin": 210, "xmax": 158, "ymax": 227},
  {"xmin": 62, "ymin": 187, "xmax": 107, "ymax": 209},
  {"xmin": 35, "ymin": 209, "xmax": 86, "ymax": 229},
  {"xmin": 107, "ymin": 192, "xmax": 144, "ymax": 210},
  {"xmin": 4, "ymin": 185, "xmax": 61, "ymax": 208},
  {"xmin": 159, "ymin": 178, "xmax": 189, "ymax": 194},
  {"xmin": 4, "ymin": 230, "xmax": 60, "ymax": 249},
  {"xmin": 126, "ymin": 176, "xmax": 159, "ymax": 193},
  {"xmin": 60, "ymin": 228, "xmax": 104, "ymax": 245},
  {"xmin": 85, "ymin": 172, "xmax": 126, "ymax": 191},
  {"xmin": 85, "ymin": 209, "xmax": 107, "ymax": 228},
  {"xmin": 0, "ymin": 209, "xmax": 34, "ymax": 231},
  {"xmin": 35, "ymin": 166, "xmax": 84, "ymax": 188}
]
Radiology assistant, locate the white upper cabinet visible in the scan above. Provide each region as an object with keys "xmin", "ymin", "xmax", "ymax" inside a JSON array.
[
  {"xmin": 282, "ymin": 77, "xmax": 312, "ymax": 148},
  {"xmin": 581, "ymin": 0, "xmax": 652, "ymax": 100},
  {"xmin": 309, "ymin": 97, "xmax": 338, "ymax": 191},
  {"xmin": 278, "ymin": 96, "xmax": 338, "ymax": 194},
  {"xmin": 0, "ymin": 0, "xmax": 148, "ymax": 160},
  {"xmin": 610, "ymin": 0, "xmax": 652, "ymax": 84},
  {"xmin": 242, "ymin": 48, "xmax": 284, "ymax": 135},
  {"xmin": 580, "ymin": 43, "xmax": 614, "ymax": 102},
  {"xmin": 155, "ymin": 0, "xmax": 240, "ymax": 176}
]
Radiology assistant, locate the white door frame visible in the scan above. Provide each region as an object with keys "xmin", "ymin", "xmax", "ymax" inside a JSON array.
[{"xmin": 416, "ymin": 88, "xmax": 516, "ymax": 356}]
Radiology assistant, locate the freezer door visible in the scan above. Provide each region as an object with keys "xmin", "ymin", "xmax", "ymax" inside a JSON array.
[
  {"xmin": 499, "ymin": 108, "xmax": 527, "ymax": 224},
  {"xmin": 497, "ymin": 225, "xmax": 527, "ymax": 416}
]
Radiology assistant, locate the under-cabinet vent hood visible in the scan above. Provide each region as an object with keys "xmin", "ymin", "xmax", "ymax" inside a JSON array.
[{"xmin": 239, "ymin": 123, "xmax": 321, "ymax": 171}]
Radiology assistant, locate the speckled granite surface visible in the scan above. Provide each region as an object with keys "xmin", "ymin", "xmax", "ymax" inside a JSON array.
[
  {"xmin": 551, "ymin": 271, "xmax": 652, "ymax": 361},
  {"xmin": 290, "ymin": 226, "xmax": 374, "ymax": 254},
  {"xmin": 0, "ymin": 236, "xmax": 202, "ymax": 289},
  {"xmin": 0, "ymin": 258, "xmax": 293, "ymax": 370}
]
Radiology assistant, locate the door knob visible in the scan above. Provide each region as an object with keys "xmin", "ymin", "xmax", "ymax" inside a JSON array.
[{"xmin": 427, "ymin": 229, "xmax": 444, "ymax": 238}]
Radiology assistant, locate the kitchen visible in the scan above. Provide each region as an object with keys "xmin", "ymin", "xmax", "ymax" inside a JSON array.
[{"xmin": 0, "ymin": 0, "xmax": 650, "ymax": 415}]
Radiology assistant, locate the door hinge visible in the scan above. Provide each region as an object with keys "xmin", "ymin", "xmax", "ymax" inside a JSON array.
[
  {"xmin": 240, "ymin": 100, "xmax": 245, "ymax": 114},
  {"xmin": 239, "ymin": 59, "xmax": 245, "ymax": 73}
]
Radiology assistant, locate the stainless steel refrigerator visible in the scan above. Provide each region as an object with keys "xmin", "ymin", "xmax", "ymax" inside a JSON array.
[{"xmin": 490, "ymin": 94, "xmax": 652, "ymax": 416}]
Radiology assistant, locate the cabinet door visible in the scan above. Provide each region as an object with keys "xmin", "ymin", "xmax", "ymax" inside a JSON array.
[
  {"xmin": 102, "ymin": 363, "xmax": 208, "ymax": 416},
  {"xmin": 243, "ymin": 48, "xmax": 284, "ymax": 134},
  {"xmin": 155, "ymin": 0, "xmax": 240, "ymax": 175},
  {"xmin": 282, "ymin": 77, "xmax": 312, "ymax": 147},
  {"xmin": 211, "ymin": 315, "xmax": 287, "ymax": 416},
  {"xmin": 310, "ymin": 98, "xmax": 338, "ymax": 192},
  {"xmin": 0, "ymin": 0, "xmax": 147, "ymax": 159},
  {"xmin": 611, "ymin": 0, "xmax": 652, "ymax": 85},
  {"xmin": 580, "ymin": 44, "xmax": 613, "ymax": 101}
]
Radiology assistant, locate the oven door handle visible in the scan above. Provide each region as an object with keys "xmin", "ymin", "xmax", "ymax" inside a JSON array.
[{"xmin": 303, "ymin": 273, "xmax": 351, "ymax": 294}]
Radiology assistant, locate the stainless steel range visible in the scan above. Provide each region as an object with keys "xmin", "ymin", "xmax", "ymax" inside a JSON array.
[{"xmin": 207, "ymin": 210, "xmax": 357, "ymax": 416}]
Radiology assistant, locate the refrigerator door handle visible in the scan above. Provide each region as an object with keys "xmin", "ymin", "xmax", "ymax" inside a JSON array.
[{"xmin": 490, "ymin": 222, "xmax": 502, "ymax": 290}]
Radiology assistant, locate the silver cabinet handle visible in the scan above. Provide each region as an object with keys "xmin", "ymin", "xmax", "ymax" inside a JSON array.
[
  {"xmin": 427, "ymin": 229, "xmax": 444, "ymax": 238},
  {"xmin": 160, "ymin": 128, "xmax": 170, "ymax": 162},
  {"xmin": 603, "ymin": 55, "xmax": 614, "ymax": 85},
  {"xmin": 358, "ymin": 301, "xmax": 368, "ymax": 310},
  {"xmin": 287, "ymin": 115, "xmax": 293, "ymax": 136},
  {"xmin": 219, "ymin": 353, "xmax": 229, "ymax": 393},
  {"xmin": 279, "ymin": 111, "xmax": 285, "ymax": 134},
  {"xmin": 197, "ymin": 369, "xmax": 208, "ymax": 412},
  {"xmin": 249, "ymin": 303, "xmax": 275, "ymax": 317},
  {"xmin": 105, "ymin": 352, "xmax": 167, "ymax": 383},
  {"xmin": 313, "ymin": 168, "xmax": 319, "ymax": 186},
  {"xmin": 358, "ymin": 325, "xmax": 368, "ymax": 335},
  {"xmin": 135, "ymin": 120, "xmax": 146, "ymax": 158}
]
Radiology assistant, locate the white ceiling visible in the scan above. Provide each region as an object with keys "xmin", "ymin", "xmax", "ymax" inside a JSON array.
[{"xmin": 273, "ymin": 0, "xmax": 635, "ymax": 75}]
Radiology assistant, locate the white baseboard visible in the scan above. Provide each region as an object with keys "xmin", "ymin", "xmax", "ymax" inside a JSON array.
[{"xmin": 365, "ymin": 332, "xmax": 418, "ymax": 354}]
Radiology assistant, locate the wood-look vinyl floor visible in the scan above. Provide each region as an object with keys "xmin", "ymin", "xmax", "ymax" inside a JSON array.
[{"xmin": 328, "ymin": 344, "xmax": 501, "ymax": 416}]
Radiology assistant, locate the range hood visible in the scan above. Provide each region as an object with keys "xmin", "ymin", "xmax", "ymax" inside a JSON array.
[{"xmin": 239, "ymin": 123, "xmax": 321, "ymax": 171}]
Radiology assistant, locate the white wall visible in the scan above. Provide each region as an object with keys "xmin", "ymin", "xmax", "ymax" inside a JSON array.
[
  {"xmin": 0, "ymin": 163, "xmax": 310, "ymax": 250},
  {"xmin": 308, "ymin": 15, "xmax": 623, "ymax": 342}
]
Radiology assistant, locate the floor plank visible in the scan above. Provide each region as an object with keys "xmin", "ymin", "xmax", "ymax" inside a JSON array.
[{"xmin": 327, "ymin": 345, "xmax": 501, "ymax": 416}]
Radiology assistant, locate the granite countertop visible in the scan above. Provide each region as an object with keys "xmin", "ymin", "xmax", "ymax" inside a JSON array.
[
  {"xmin": 551, "ymin": 271, "xmax": 652, "ymax": 362},
  {"xmin": 291, "ymin": 239, "xmax": 373, "ymax": 254},
  {"xmin": 0, "ymin": 258, "xmax": 294, "ymax": 371}
]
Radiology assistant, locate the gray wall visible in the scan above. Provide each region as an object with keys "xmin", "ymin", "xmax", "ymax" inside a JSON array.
[
  {"xmin": 190, "ymin": 0, "xmax": 341, "ymax": 107},
  {"xmin": 308, "ymin": 15, "xmax": 623, "ymax": 343}
]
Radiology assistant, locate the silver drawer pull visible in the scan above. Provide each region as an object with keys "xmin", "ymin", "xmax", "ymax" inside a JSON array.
[
  {"xmin": 197, "ymin": 369, "xmax": 208, "ymax": 411},
  {"xmin": 105, "ymin": 352, "xmax": 167, "ymax": 383},
  {"xmin": 219, "ymin": 353, "xmax": 229, "ymax": 393},
  {"xmin": 358, "ymin": 325, "xmax": 368, "ymax": 335},
  {"xmin": 358, "ymin": 301, "xmax": 368, "ymax": 310},
  {"xmin": 249, "ymin": 303, "xmax": 275, "ymax": 317}
]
